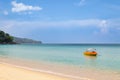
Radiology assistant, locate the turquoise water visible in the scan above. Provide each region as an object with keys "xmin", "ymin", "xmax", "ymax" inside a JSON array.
[{"xmin": 0, "ymin": 44, "xmax": 120, "ymax": 72}]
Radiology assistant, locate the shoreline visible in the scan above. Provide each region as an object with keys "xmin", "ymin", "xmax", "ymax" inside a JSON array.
[
  {"xmin": 0, "ymin": 62, "xmax": 92, "ymax": 80},
  {"xmin": 0, "ymin": 57, "xmax": 120, "ymax": 80},
  {"xmin": 0, "ymin": 63, "xmax": 70, "ymax": 80}
]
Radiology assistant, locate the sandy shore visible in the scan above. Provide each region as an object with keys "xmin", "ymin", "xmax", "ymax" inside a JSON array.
[
  {"xmin": 0, "ymin": 57, "xmax": 120, "ymax": 80},
  {"xmin": 0, "ymin": 63, "xmax": 71, "ymax": 80}
]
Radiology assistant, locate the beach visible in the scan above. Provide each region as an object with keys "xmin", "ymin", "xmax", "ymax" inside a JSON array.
[
  {"xmin": 0, "ymin": 62, "xmax": 70, "ymax": 80},
  {"xmin": 0, "ymin": 57, "xmax": 120, "ymax": 80},
  {"xmin": 0, "ymin": 58, "xmax": 92, "ymax": 80},
  {"xmin": 0, "ymin": 44, "xmax": 120, "ymax": 80}
]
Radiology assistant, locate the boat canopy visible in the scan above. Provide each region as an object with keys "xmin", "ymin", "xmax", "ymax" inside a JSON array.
[{"xmin": 86, "ymin": 48, "xmax": 96, "ymax": 52}]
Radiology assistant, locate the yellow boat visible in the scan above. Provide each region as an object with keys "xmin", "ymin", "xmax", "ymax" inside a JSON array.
[{"xmin": 84, "ymin": 48, "xmax": 97, "ymax": 56}]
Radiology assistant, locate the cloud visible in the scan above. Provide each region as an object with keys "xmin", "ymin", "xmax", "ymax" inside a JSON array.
[
  {"xmin": 8, "ymin": 19, "xmax": 107, "ymax": 28},
  {"xmin": 99, "ymin": 20, "xmax": 108, "ymax": 33},
  {"xmin": 108, "ymin": 18, "xmax": 120, "ymax": 31},
  {"xmin": 11, "ymin": 1, "xmax": 42, "ymax": 13},
  {"xmin": 0, "ymin": 19, "xmax": 108, "ymax": 29},
  {"xmin": 0, "ymin": 20, "xmax": 14, "ymax": 33},
  {"xmin": 1, "ymin": 19, "xmax": 120, "ymax": 43},
  {"xmin": 1, "ymin": 18, "xmax": 120, "ymax": 35},
  {"xmin": 0, "ymin": 19, "xmax": 109, "ymax": 33}
]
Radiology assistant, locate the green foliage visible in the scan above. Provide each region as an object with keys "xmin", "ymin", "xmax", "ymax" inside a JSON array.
[{"xmin": 0, "ymin": 30, "xmax": 14, "ymax": 44}]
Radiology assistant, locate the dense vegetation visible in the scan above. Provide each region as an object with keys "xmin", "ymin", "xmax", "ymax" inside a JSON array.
[
  {"xmin": 0, "ymin": 30, "xmax": 14, "ymax": 44},
  {"xmin": 0, "ymin": 30, "xmax": 42, "ymax": 44}
]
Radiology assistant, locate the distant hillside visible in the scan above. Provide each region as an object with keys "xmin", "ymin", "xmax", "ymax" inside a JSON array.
[
  {"xmin": 13, "ymin": 37, "xmax": 42, "ymax": 44},
  {"xmin": 0, "ymin": 30, "xmax": 42, "ymax": 44}
]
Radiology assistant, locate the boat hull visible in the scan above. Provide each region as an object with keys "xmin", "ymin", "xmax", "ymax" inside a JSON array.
[{"xmin": 84, "ymin": 51, "xmax": 97, "ymax": 56}]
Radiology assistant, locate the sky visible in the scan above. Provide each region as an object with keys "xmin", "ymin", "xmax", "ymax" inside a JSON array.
[{"xmin": 0, "ymin": 0, "xmax": 120, "ymax": 43}]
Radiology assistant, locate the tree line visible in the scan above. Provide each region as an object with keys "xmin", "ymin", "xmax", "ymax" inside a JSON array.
[{"xmin": 0, "ymin": 30, "xmax": 14, "ymax": 44}]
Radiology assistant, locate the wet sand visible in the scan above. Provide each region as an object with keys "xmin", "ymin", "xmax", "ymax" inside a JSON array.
[
  {"xmin": 0, "ymin": 57, "xmax": 120, "ymax": 80},
  {"xmin": 0, "ymin": 63, "xmax": 71, "ymax": 80}
]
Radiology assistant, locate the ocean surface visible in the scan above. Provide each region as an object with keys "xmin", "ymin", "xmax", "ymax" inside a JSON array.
[{"xmin": 0, "ymin": 44, "xmax": 120, "ymax": 72}]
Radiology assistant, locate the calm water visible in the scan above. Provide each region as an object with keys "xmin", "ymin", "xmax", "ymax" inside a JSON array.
[{"xmin": 0, "ymin": 44, "xmax": 120, "ymax": 72}]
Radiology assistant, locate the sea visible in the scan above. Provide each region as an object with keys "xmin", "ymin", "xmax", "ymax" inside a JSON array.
[{"xmin": 0, "ymin": 44, "xmax": 120, "ymax": 73}]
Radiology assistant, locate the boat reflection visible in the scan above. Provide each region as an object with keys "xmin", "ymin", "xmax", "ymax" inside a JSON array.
[{"xmin": 84, "ymin": 55, "xmax": 97, "ymax": 60}]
